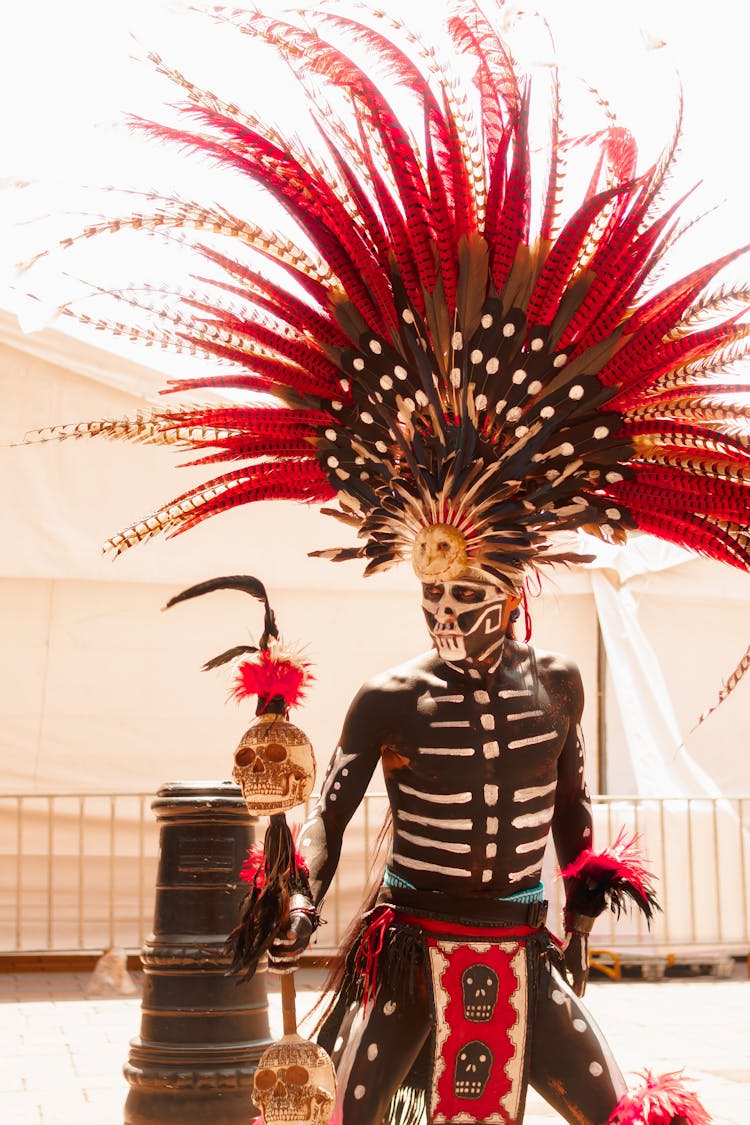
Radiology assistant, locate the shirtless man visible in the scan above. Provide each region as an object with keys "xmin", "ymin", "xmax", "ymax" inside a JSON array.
[{"xmin": 270, "ymin": 572, "xmax": 643, "ymax": 1125}]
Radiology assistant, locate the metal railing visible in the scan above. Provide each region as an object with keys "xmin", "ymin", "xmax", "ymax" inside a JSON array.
[
  {"xmin": 1, "ymin": 791, "xmax": 748, "ymax": 958},
  {"xmin": 0, "ymin": 793, "xmax": 156, "ymax": 954}
]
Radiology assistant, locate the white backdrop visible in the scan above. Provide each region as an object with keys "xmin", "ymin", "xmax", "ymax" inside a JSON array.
[{"xmin": 1, "ymin": 308, "xmax": 748, "ymax": 800}]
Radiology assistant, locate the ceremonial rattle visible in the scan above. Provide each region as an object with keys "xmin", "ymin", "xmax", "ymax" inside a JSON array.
[{"xmin": 165, "ymin": 575, "xmax": 336, "ymax": 1125}]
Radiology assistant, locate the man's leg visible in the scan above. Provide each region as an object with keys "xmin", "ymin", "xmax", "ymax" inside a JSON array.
[
  {"xmin": 330, "ymin": 977, "xmax": 431, "ymax": 1125},
  {"xmin": 528, "ymin": 963, "xmax": 627, "ymax": 1125}
]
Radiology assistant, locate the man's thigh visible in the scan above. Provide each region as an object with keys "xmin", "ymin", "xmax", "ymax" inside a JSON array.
[
  {"xmin": 529, "ymin": 964, "xmax": 627, "ymax": 1125},
  {"xmin": 331, "ymin": 979, "xmax": 432, "ymax": 1125}
]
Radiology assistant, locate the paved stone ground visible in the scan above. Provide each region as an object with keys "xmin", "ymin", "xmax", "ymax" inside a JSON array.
[{"xmin": 0, "ymin": 966, "xmax": 747, "ymax": 1124}]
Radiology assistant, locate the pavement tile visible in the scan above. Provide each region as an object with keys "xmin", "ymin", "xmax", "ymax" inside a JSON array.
[{"xmin": 0, "ymin": 968, "xmax": 747, "ymax": 1125}]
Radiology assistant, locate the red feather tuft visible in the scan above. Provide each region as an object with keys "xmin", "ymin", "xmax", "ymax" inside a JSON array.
[
  {"xmin": 560, "ymin": 828, "xmax": 660, "ymax": 923},
  {"xmin": 232, "ymin": 650, "xmax": 312, "ymax": 708},
  {"xmin": 232, "ymin": 648, "xmax": 313, "ymax": 709},
  {"xmin": 239, "ymin": 838, "xmax": 309, "ymax": 887},
  {"xmin": 607, "ymin": 1070, "xmax": 711, "ymax": 1125},
  {"xmin": 561, "ymin": 828, "xmax": 651, "ymax": 897}
]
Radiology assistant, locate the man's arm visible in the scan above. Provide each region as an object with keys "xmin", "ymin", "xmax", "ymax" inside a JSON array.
[
  {"xmin": 550, "ymin": 660, "xmax": 594, "ymax": 996},
  {"xmin": 269, "ymin": 680, "xmax": 386, "ymax": 969}
]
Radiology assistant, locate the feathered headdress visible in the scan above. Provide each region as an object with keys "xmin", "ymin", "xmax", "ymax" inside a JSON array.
[{"xmin": 28, "ymin": 3, "xmax": 750, "ymax": 598}]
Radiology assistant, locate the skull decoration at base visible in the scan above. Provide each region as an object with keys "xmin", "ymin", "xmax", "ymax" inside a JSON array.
[
  {"xmin": 454, "ymin": 1040, "xmax": 494, "ymax": 1100},
  {"xmin": 233, "ymin": 713, "xmax": 315, "ymax": 816},
  {"xmin": 253, "ymin": 1034, "xmax": 336, "ymax": 1125}
]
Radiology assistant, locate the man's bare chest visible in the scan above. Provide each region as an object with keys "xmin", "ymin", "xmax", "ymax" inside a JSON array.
[{"xmin": 382, "ymin": 674, "xmax": 566, "ymax": 799}]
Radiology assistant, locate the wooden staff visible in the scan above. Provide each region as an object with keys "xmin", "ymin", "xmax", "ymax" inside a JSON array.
[{"xmin": 280, "ymin": 971, "xmax": 298, "ymax": 1037}]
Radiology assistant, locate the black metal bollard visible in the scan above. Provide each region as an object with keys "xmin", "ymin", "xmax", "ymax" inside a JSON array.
[{"xmin": 124, "ymin": 781, "xmax": 272, "ymax": 1125}]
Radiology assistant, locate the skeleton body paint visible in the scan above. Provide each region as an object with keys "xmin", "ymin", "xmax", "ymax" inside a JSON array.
[{"xmin": 283, "ymin": 573, "xmax": 632, "ymax": 1124}]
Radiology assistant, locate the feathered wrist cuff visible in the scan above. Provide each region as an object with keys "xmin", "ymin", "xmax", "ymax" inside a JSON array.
[{"xmin": 559, "ymin": 829, "xmax": 660, "ymax": 926}]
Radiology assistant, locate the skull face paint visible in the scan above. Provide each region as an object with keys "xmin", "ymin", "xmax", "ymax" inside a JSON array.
[{"xmin": 422, "ymin": 576, "xmax": 520, "ymax": 669}]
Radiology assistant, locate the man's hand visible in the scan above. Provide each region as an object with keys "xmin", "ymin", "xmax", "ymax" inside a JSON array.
[
  {"xmin": 268, "ymin": 902, "xmax": 316, "ymax": 974},
  {"xmin": 562, "ymin": 930, "xmax": 589, "ymax": 997}
]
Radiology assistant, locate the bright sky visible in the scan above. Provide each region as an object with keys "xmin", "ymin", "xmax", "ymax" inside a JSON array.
[{"xmin": 1, "ymin": 0, "xmax": 748, "ymax": 375}]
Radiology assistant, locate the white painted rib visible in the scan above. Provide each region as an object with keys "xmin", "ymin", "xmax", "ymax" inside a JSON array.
[
  {"xmin": 430, "ymin": 720, "xmax": 472, "ymax": 728},
  {"xmin": 516, "ymin": 835, "xmax": 548, "ymax": 854},
  {"xmin": 398, "ymin": 810, "xmax": 473, "ymax": 831},
  {"xmin": 399, "ymin": 830, "xmax": 471, "ymax": 854},
  {"xmin": 507, "ymin": 709, "xmax": 545, "ymax": 722},
  {"xmin": 498, "ymin": 689, "xmax": 532, "ymax": 698},
  {"xmin": 434, "ymin": 695, "xmax": 466, "ymax": 704},
  {"xmin": 393, "ymin": 854, "xmax": 471, "ymax": 877},
  {"xmin": 508, "ymin": 860, "xmax": 543, "ymax": 883},
  {"xmin": 514, "ymin": 780, "xmax": 557, "ymax": 803},
  {"xmin": 512, "ymin": 806, "xmax": 554, "ymax": 830},
  {"xmin": 508, "ymin": 730, "xmax": 558, "ymax": 750},
  {"xmin": 399, "ymin": 783, "xmax": 472, "ymax": 804},
  {"xmin": 418, "ymin": 746, "xmax": 475, "ymax": 757}
]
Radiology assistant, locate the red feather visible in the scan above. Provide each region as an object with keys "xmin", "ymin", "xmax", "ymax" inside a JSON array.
[
  {"xmin": 232, "ymin": 648, "xmax": 313, "ymax": 708},
  {"xmin": 490, "ymin": 95, "xmax": 531, "ymax": 293},
  {"xmin": 239, "ymin": 838, "xmax": 310, "ymax": 887},
  {"xmin": 607, "ymin": 1070, "xmax": 711, "ymax": 1125},
  {"xmin": 560, "ymin": 828, "xmax": 659, "ymax": 923}
]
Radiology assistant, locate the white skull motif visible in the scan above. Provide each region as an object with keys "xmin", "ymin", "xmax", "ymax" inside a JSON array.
[
  {"xmin": 233, "ymin": 714, "xmax": 315, "ymax": 815},
  {"xmin": 253, "ymin": 1035, "xmax": 336, "ymax": 1125}
]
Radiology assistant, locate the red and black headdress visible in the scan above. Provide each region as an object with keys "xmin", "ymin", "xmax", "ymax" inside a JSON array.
[{"xmin": 29, "ymin": 4, "xmax": 750, "ymax": 596}]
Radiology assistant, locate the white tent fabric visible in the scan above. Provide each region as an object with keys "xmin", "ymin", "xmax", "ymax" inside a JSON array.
[
  {"xmin": 2, "ymin": 307, "xmax": 749, "ymax": 800},
  {"xmin": 3, "ymin": 310, "xmax": 750, "ymax": 956}
]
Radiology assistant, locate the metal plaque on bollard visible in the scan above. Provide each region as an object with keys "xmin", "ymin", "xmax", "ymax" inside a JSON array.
[{"xmin": 124, "ymin": 781, "xmax": 272, "ymax": 1125}]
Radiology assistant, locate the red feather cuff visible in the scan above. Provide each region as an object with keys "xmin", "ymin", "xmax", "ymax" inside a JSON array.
[
  {"xmin": 560, "ymin": 828, "xmax": 660, "ymax": 925},
  {"xmin": 232, "ymin": 646, "xmax": 313, "ymax": 709},
  {"xmin": 607, "ymin": 1070, "xmax": 711, "ymax": 1124},
  {"xmin": 239, "ymin": 840, "xmax": 310, "ymax": 888}
]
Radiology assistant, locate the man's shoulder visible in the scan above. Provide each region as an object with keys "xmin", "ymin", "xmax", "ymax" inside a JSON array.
[
  {"xmin": 342, "ymin": 651, "xmax": 437, "ymax": 732},
  {"xmin": 360, "ymin": 650, "xmax": 441, "ymax": 696},
  {"xmin": 510, "ymin": 641, "xmax": 583, "ymax": 693},
  {"xmin": 513, "ymin": 642, "xmax": 584, "ymax": 715}
]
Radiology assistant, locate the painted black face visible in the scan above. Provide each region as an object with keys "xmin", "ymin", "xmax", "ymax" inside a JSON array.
[{"xmin": 421, "ymin": 577, "xmax": 514, "ymax": 668}]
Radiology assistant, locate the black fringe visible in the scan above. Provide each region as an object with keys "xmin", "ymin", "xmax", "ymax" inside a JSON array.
[
  {"xmin": 224, "ymin": 815, "xmax": 312, "ymax": 981},
  {"xmin": 566, "ymin": 877, "xmax": 660, "ymax": 926},
  {"xmin": 341, "ymin": 913, "xmax": 426, "ymax": 1008},
  {"xmin": 383, "ymin": 1085, "xmax": 427, "ymax": 1125}
]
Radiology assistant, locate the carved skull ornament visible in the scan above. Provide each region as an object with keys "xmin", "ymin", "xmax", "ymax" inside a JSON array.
[
  {"xmin": 461, "ymin": 964, "xmax": 499, "ymax": 1021},
  {"xmin": 453, "ymin": 1040, "xmax": 494, "ymax": 1100},
  {"xmin": 233, "ymin": 714, "xmax": 315, "ymax": 815},
  {"xmin": 253, "ymin": 1034, "xmax": 336, "ymax": 1125}
]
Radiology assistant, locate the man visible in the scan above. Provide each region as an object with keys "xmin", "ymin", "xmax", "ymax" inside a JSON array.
[
  {"xmin": 36, "ymin": 6, "xmax": 736, "ymax": 1121},
  {"xmin": 269, "ymin": 572, "xmax": 662, "ymax": 1125}
]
